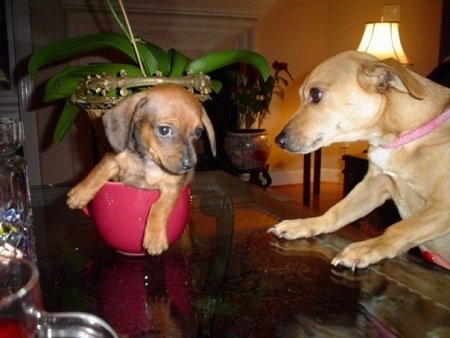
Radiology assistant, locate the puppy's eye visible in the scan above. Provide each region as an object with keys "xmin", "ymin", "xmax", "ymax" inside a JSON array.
[
  {"xmin": 158, "ymin": 126, "xmax": 172, "ymax": 137},
  {"xmin": 309, "ymin": 87, "xmax": 322, "ymax": 103},
  {"xmin": 195, "ymin": 127, "xmax": 204, "ymax": 139}
]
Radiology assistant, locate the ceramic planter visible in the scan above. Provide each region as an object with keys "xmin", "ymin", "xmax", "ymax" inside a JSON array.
[{"xmin": 224, "ymin": 129, "xmax": 271, "ymax": 171}]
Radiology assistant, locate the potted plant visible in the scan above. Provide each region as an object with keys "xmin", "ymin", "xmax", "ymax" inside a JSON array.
[
  {"xmin": 224, "ymin": 61, "xmax": 293, "ymax": 172},
  {"xmin": 26, "ymin": 0, "xmax": 271, "ymax": 254},
  {"xmin": 28, "ymin": 0, "xmax": 270, "ymax": 147}
]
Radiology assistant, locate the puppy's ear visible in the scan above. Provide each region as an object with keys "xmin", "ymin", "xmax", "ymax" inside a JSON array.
[
  {"xmin": 201, "ymin": 108, "xmax": 216, "ymax": 157},
  {"xmin": 102, "ymin": 93, "xmax": 149, "ymax": 152},
  {"xmin": 359, "ymin": 58, "xmax": 426, "ymax": 100}
]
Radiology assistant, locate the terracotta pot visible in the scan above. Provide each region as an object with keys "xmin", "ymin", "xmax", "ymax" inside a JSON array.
[{"xmin": 224, "ymin": 129, "xmax": 271, "ymax": 171}]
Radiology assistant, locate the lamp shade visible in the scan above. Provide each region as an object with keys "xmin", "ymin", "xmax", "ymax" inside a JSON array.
[{"xmin": 357, "ymin": 22, "xmax": 411, "ymax": 65}]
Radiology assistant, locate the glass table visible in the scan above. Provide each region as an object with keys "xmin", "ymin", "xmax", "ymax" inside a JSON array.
[{"xmin": 31, "ymin": 171, "xmax": 450, "ymax": 337}]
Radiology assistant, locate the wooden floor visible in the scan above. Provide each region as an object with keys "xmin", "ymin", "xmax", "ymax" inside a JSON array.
[{"xmin": 269, "ymin": 182, "xmax": 343, "ymax": 214}]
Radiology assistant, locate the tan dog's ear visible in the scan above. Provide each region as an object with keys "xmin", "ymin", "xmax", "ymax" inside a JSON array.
[
  {"xmin": 102, "ymin": 93, "xmax": 149, "ymax": 152},
  {"xmin": 201, "ymin": 108, "xmax": 217, "ymax": 157},
  {"xmin": 359, "ymin": 58, "xmax": 425, "ymax": 100}
]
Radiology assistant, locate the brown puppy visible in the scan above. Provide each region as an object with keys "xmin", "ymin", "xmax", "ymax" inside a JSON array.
[
  {"xmin": 67, "ymin": 84, "xmax": 216, "ymax": 255},
  {"xmin": 269, "ymin": 51, "xmax": 450, "ymax": 269}
]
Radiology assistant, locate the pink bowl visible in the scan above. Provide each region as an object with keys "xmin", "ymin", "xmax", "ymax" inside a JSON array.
[{"xmin": 84, "ymin": 182, "xmax": 190, "ymax": 255}]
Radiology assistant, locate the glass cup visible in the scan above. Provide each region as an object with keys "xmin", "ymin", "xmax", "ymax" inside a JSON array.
[{"xmin": 0, "ymin": 257, "xmax": 118, "ymax": 337}]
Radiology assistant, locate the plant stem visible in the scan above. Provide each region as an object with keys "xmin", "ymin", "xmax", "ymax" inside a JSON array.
[
  {"xmin": 116, "ymin": 0, "xmax": 147, "ymax": 77},
  {"xmin": 106, "ymin": 0, "xmax": 130, "ymax": 40}
]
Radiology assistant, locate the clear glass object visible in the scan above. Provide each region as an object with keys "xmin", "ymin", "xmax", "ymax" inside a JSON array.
[
  {"xmin": 0, "ymin": 116, "xmax": 35, "ymax": 260},
  {"xmin": 0, "ymin": 257, "xmax": 119, "ymax": 337}
]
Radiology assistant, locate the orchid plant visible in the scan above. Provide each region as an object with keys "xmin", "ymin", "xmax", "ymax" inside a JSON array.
[{"xmin": 28, "ymin": 0, "xmax": 270, "ymax": 143}]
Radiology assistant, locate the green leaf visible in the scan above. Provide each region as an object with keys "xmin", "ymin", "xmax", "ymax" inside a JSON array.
[
  {"xmin": 53, "ymin": 100, "xmax": 80, "ymax": 143},
  {"xmin": 211, "ymin": 80, "xmax": 223, "ymax": 93},
  {"xmin": 134, "ymin": 41, "xmax": 159, "ymax": 76},
  {"xmin": 187, "ymin": 49, "xmax": 270, "ymax": 80},
  {"xmin": 44, "ymin": 66, "xmax": 86, "ymax": 102},
  {"xmin": 167, "ymin": 48, "xmax": 191, "ymax": 77},
  {"xmin": 44, "ymin": 63, "xmax": 143, "ymax": 102},
  {"xmin": 28, "ymin": 32, "xmax": 143, "ymax": 76},
  {"xmin": 140, "ymin": 40, "xmax": 171, "ymax": 76}
]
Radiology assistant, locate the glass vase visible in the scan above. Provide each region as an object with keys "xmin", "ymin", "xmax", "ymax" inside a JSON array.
[{"xmin": 0, "ymin": 116, "xmax": 35, "ymax": 260}]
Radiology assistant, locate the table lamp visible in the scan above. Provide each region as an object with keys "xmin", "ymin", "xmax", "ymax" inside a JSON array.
[{"xmin": 357, "ymin": 21, "xmax": 411, "ymax": 65}]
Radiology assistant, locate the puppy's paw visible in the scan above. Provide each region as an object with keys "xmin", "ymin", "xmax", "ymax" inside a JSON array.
[
  {"xmin": 267, "ymin": 219, "xmax": 319, "ymax": 240},
  {"xmin": 143, "ymin": 229, "xmax": 169, "ymax": 256},
  {"xmin": 331, "ymin": 238, "xmax": 395, "ymax": 270},
  {"xmin": 67, "ymin": 185, "xmax": 95, "ymax": 209}
]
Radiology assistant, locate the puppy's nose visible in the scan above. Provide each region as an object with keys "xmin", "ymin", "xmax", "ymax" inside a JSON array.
[
  {"xmin": 275, "ymin": 131, "xmax": 287, "ymax": 149},
  {"xmin": 181, "ymin": 158, "xmax": 195, "ymax": 171}
]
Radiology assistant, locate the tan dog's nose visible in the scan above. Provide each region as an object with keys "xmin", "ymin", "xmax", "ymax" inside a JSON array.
[{"xmin": 275, "ymin": 131, "xmax": 288, "ymax": 149}]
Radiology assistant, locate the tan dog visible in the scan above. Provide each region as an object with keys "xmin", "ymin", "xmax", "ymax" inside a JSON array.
[
  {"xmin": 67, "ymin": 84, "xmax": 216, "ymax": 255},
  {"xmin": 269, "ymin": 51, "xmax": 450, "ymax": 270}
]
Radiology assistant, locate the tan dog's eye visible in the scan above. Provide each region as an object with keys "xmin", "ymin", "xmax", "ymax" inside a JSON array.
[
  {"xmin": 195, "ymin": 127, "xmax": 204, "ymax": 139},
  {"xmin": 158, "ymin": 126, "xmax": 172, "ymax": 137},
  {"xmin": 309, "ymin": 87, "xmax": 322, "ymax": 103}
]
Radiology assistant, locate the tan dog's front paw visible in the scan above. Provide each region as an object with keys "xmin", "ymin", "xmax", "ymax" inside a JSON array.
[
  {"xmin": 268, "ymin": 219, "xmax": 320, "ymax": 239},
  {"xmin": 67, "ymin": 185, "xmax": 96, "ymax": 209},
  {"xmin": 143, "ymin": 229, "xmax": 168, "ymax": 255},
  {"xmin": 331, "ymin": 238, "xmax": 395, "ymax": 270}
]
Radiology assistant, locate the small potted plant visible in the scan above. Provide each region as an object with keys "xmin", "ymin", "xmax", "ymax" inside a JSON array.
[{"xmin": 224, "ymin": 61, "xmax": 293, "ymax": 172}]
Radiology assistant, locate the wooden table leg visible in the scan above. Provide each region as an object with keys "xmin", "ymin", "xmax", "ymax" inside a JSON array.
[
  {"xmin": 313, "ymin": 148, "xmax": 322, "ymax": 195},
  {"xmin": 303, "ymin": 153, "xmax": 311, "ymax": 206},
  {"xmin": 303, "ymin": 150, "xmax": 322, "ymax": 206}
]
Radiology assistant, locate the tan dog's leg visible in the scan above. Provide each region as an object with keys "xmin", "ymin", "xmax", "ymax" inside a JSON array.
[
  {"xmin": 333, "ymin": 203, "xmax": 450, "ymax": 269},
  {"xmin": 67, "ymin": 153, "xmax": 119, "ymax": 209},
  {"xmin": 143, "ymin": 185, "xmax": 182, "ymax": 255},
  {"xmin": 270, "ymin": 172, "xmax": 450, "ymax": 268},
  {"xmin": 269, "ymin": 173, "xmax": 392, "ymax": 239}
]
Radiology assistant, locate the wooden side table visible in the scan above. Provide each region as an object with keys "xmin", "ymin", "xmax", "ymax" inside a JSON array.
[{"xmin": 303, "ymin": 149, "xmax": 322, "ymax": 206}]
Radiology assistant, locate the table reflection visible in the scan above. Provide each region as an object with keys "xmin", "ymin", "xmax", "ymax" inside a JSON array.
[{"xmin": 31, "ymin": 171, "xmax": 450, "ymax": 337}]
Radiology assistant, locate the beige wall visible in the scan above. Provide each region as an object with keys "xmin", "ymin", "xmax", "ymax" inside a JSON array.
[
  {"xmin": 25, "ymin": 0, "xmax": 443, "ymax": 185},
  {"xmin": 255, "ymin": 0, "xmax": 443, "ymax": 183}
]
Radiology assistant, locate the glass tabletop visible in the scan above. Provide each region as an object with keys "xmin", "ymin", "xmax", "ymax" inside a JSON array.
[{"xmin": 31, "ymin": 171, "xmax": 450, "ymax": 337}]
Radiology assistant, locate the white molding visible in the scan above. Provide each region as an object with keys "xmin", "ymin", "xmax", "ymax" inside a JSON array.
[{"xmin": 270, "ymin": 168, "xmax": 343, "ymax": 186}]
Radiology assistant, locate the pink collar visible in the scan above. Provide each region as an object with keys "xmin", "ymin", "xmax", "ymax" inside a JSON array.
[{"xmin": 381, "ymin": 107, "xmax": 450, "ymax": 149}]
